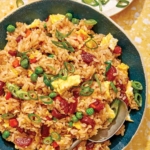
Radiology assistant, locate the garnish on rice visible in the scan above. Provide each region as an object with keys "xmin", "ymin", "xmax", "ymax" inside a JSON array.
[{"xmin": 0, "ymin": 12, "xmax": 143, "ymax": 150}]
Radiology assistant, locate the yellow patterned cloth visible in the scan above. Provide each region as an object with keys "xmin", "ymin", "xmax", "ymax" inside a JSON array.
[{"xmin": 0, "ymin": 0, "xmax": 149, "ymax": 149}]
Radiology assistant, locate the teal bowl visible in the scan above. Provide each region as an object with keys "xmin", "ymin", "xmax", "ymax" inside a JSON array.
[{"xmin": 0, "ymin": 0, "xmax": 147, "ymax": 149}]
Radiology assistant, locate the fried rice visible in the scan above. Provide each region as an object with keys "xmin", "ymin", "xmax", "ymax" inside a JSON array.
[{"xmin": 0, "ymin": 13, "xmax": 141, "ymax": 150}]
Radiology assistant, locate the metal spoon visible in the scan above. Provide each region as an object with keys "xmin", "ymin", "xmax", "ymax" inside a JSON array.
[{"xmin": 68, "ymin": 100, "xmax": 128, "ymax": 150}]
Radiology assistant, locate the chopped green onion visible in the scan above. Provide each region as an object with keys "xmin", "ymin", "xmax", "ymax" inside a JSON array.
[
  {"xmin": 100, "ymin": 0, "xmax": 109, "ymax": 5},
  {"xmin": 16, "ymin": 0, "xmax": 24, "ymax": 7},
  {"xmin": 84, "ymin": 19, "xmax": 97, "ymax": 26},
  {"xmin": 86, "ymin": 108, "xmax": 95, "ymax": 115},
  {"xmin": 105, "ymin": 61, "xmax": 111, "ymax": 74},
  {"xmin": 94, "ymin": 74, "xmax": 101, "ymax": 91},
  {"xmin": 64, "ymin": 62, "xmax": 75, "ymax": 73},
  {"xmin": 40, "ymin": 96, "xmax": 53, "ymax": 104},
  {"xmin": 110, "ymin": 81, "xmax": 118, "ymax": 93},
  {"xmin": 134, "ymin": 93, "xmax": 142, "ymax": 107},
  {"xmin": 85, "ymin": 38, "xmax": 98, "ymax": 49},
  {"xmin": 28, "ymin": 113, "xmax": 41, "ymax": 124},
  {"xmin": 43, "ymin": 136, "xmax": 53, "ymax": 145},
  {"xmin": 51, "ymin": 132, "xmax": 61, "ymax": 141},
  {"xmin": 52, "ymin": 41, "xmax": 74, "ymax": 52},
  {"xmin": 79, "ymin": 86, "xmax": 94, "ymax": 96},
  {"xmin": 6, "ymin": 83, "xmax": 20, "ymax": 97},
  {"xmin": 1, "ymin": 113, "xmax": 15, "ymax": 120},
  {"xmin": 80, "ymin": 80, "xmax": 94, "ymax": 96},
  {"xmin": 58, "ymin": 68, "xmax": 68, "ymax": 80},
  {"xmin": 81, "ymin": 80, "xmax": 93, "ymax": 89},
  {"xmin": 108, "ymin": 99, "xmax": 121, "ymax": 123},
  {"xmin": 96, "ymin": 0, "xmax": 103, "ymax": 11},
  {"xmin": 82, "ymin": 0, "xmax": 99, "ymax": 6},
  {"xmin": 55, "ymin": 29, "xmax": 73, "ymax": 41},
  {"xmin": 28, "ymin": 91, "xmax": 38, "ymax": 100},
  {"xmin": 16, "ymin": 90, "xmax": 30, "ymax": 100},
  {"xmin": 116, "ymin": 0, "xmax": 129, "ymax": 8},
  {"xmin": 132, "ymin": 81, "xmax": 143, "ymax": 90}
]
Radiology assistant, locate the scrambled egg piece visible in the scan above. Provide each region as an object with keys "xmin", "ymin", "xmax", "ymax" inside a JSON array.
[
  {"xmin": 117, "ymin": 63, "xmax": 129, "ymax": 70},
  {"xmin": 100, "ymin": 33, "xmax": 118, "ymax": 50},
  {"xmin": 76, "ymin": 29, "xmax": 89, "ymax": 40},
  {"xmin": 28, "ymin": 69, "xmax": 33, "ymax": 77},
  {"xmin": 49, "ymin": 14, "xmax": 65, "ymax": 24},
  {"xmin": 106, "ymin": 104, "xmax": 116, "ymax": 119},
  {"xmin": 73, "ymin": 121, "xmax": 82, "ymax": 129},
  {"xmin": 27, "ymin": 19, "xmax": 40, "ymax": 28},
  {"xmin": 117, "ymin": 63, "xmax": 129, "ymax": 76},
  {"xmin": 102, "ymin": 81, "xmax": 111, "ymax": 99},
  {"xmin": 125, "ymin": 81, "xmax": 134, "ymax": 100},
  {"xmin": 52, "ymin": 75, "xmax": 81, "ymax": 95}
]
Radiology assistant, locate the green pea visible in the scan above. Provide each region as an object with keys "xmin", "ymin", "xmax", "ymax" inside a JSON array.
[
  {"xmin": 72, "ymin": 18, "xmax": 79, "ymax": 24},
  {"xmin": 71, "ymin": 115, "xmax": 78, "ymax": 123},
  {"xmin": 76, "ymin": 112, "xmax": 83, "ymax": 120},
  {"xmin": 2, "ymin": 130, "xmax": 10, "ymax": 139},
  {"xmin": 66, "ymin": 13, "xmax": 73, "ymax": 21},
  {"xmin": 68, "ymin": 121, "xmax": 73, "ymax": 127},
  {"xmin": 20, "ymin": 59, "xmax": 29, "ymax": 69},
  {"xmin": 35, "ymin": 66, "xmax": 44, "ymax": 75},
  {"xmin": 86, "ymin": 108, "xmax": 94, "ymax": 116},
  {"xmin": 7, "ymin": 25, "xmax": 15, "ymax": 32},
  {"xmin": 49, "ymin": 92, "xmax": 57, "ymax": 98},
  {"xmin": 30, "ymin": 73, "xmax": 38, "ymax": 82},
  {"xmin": 44, "ymin": 79, "xmax": 51, "ymax": 86}
]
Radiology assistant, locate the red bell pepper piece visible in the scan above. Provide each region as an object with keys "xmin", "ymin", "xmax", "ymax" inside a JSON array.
[
  {"xmin": 89, "ymin": 99, "xmax": 104, "ymax": 112},
  {"xmin": 6, "ymin": 92, "xmax": 12, "ymax": 100},
  {"xmin": 52, "ymin": 141, "xmax": 59, "ymax": 149},
  {"xmin": 9, "ymin": 118, "xmax": 18, "ymax": 128}
]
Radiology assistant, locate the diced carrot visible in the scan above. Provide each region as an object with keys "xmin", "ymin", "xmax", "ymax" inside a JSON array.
[
  {"xmin": 25, "ymin": 29, "xmax": 31, "ymax": 38},
  {"xmin": 12, "ymin": 58, "xmax": 20, "ymax": 68}
]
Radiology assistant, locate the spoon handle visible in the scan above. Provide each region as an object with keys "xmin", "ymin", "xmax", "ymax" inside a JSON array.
[{"xmin": 68, "ymin": 140, "xmax": 81, "ymax": 150}]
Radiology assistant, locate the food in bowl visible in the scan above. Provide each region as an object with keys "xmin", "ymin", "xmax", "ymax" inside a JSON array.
[{"xmin": 0, "ymin": 13, "xmax": 143, "ymax": 150}]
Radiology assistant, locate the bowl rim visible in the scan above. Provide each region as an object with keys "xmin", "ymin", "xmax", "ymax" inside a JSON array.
[{"xmin": 0, "ymin": 0, "xmax": 148, "ymax": 149}]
